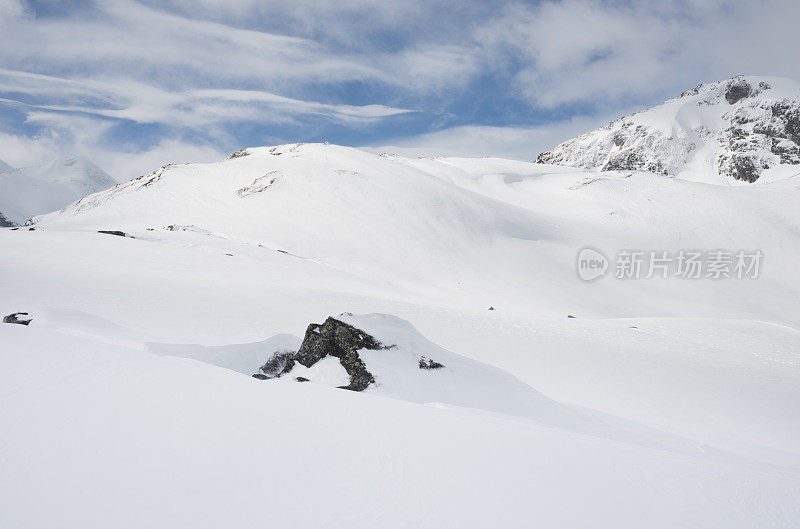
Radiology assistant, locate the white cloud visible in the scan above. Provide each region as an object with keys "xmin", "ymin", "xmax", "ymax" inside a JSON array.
[
  {"xmin": 363, "ymin": 113, "xmax": 622, "ymax": 161},
  {"xmin": 0, "ymin": 0, "xmax": 26, "ymax": 23},
  {"xmin": 473, "ymin": 0, "xmax": 800, "ymax": 108},
  {"xmin": 0, "ymin": 67, "xmax": 410, "ymax": 131},
  {"xmin": 2, "ymin": 0, "xmax": 800, "ymax": 179},
  {"xmin": 0, "ymin": 109, "xmax": 224, "ymax": 180}
]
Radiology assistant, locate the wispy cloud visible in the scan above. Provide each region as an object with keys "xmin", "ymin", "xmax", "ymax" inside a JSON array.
[{"xmin": 0, "ymin": 0, "xmax": 798, "ymax": 175}]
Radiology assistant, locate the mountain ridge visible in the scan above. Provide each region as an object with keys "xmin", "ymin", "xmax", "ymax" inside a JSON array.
[
  {"xmin": 0, "ymin": 155, "xmax": 115, "ymax": 225},
  {"xmin": 536, "ymin": 75, "xmax": 800, "ymax": 184}
]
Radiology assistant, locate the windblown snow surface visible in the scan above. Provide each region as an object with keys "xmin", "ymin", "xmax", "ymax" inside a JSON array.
[{"xmin": 2, "ymin": 143, "xmax": 800, "ymax": 528}]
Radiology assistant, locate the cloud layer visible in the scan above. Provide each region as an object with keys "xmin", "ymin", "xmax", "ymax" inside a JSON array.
[{"xmin": 1, "ymin": 0, "xmax": 798, "ymax": 177}]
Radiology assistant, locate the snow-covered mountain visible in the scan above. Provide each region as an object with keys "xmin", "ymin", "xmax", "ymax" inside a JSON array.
[
  {"xmin": 32, "ymin": 143, "xmax": 800, "ymax": 321},
  {"xmin": 0, "ymin": 159, "xmax": 12, "ymax": 173},
  {"xmin": 3, "ymin": 143, "xmax": 800, "ymax": 528},
  {"xmin": 537, "ymin": 75, "xmax": 800, "ymax": 184},
  {"xmin": 0, "ymin": 155, "xmax": 115, "ymax": 226}
]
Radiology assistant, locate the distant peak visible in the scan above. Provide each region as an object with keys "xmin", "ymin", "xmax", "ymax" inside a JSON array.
[{"xmin": 537, "ymin": 75, "xmax": 800, "ymax": 183}]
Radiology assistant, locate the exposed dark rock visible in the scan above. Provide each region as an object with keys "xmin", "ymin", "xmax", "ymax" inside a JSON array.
[
  {"xmin": 0, "ymin": 211, "xmax": 15, "ymax": 227},
  {"xmin": 252, "ymin": 318, "xmax": 389, "ymax": 391},
  {"xmin": 227, "ymin": 149, "xmax": 250, "ymax": 159},
  {"xmin": 258, "ymin": 351, "xmax": 295, "ymax": 378},
  {"xmin": 3, "ymin": 312, "xmax": 32, "ymax": 326},
  {"xmin": 98, "ymin": 230, "xmax": 130, "ymax": 238},
  {"xmin": 488, "ymin": 306, "xmax": 495, "ymax": 311},
  {"xmin": 728, "ymin": 156, "xmax": 761, "ymax": 183},
  {"xmin": 535, "ymin": 76, "xmax": 797, "ymax": 183},
  {"xmin": 725, "ymin": 78, "xmax": 754, "ymax": 104},
  {"xmin": 134, "ymin": 167, "xmax": 165, "ymax": 188},
  {"xmin": 235, "ymin": 172, "xmax": 279, "ymax": 197},
  {"xmin": 418, "ymin": 357, "xmax": 444, "ymax": 370},
  {"xmin": 679, "ymin": 83, "xmax": 704, "ymax": 98},
  {"xmin": 567, "ymin": 315, "xmax": 576, "ymax": 319},
  {"xmin": 294, "ymin": 317, "xmax": 385, "ymax": 391},
  {"xmin": 602, "ymin": 149, "xmax": 667, "ymax": 175},
  {"xmin": 295, "ymin": 377, "xmax": 309, "ymax": 382}
]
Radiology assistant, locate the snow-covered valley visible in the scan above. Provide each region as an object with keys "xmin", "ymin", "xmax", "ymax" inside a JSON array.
[{"xmin": 2, "ymin": 139, "xmax": 800, "ymax": 527}]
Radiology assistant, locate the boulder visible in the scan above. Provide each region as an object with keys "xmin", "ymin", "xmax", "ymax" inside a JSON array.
[
  {"xmin": 3, "ymin": 312, "xmax": 32, "ymax": 326},
  {"xmin": 418, "ymin": 357, "xmax": 444, "ymax": 370},
  {"xmin": 252, "ymin": 317, "xmax": 388, "ymax": 391},
  {"xmin": 257, "ymin": 351, "xmax": 295, "ymax": 378},
  {"xmin": 725, "ymin": 78, "xmax": 753, "ymax": 104},
  {"xmin": 295, "ymin": 317, "xmax": 385, "ymax": 391}
]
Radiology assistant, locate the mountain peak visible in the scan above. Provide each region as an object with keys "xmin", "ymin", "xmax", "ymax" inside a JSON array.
[
  {"xmin": 0, "ymin": 155, "xmax": 115, "ymax": 225},
  {"xmin": 537, "ymin": 75, "xmax": 800, "ymax": 184}
]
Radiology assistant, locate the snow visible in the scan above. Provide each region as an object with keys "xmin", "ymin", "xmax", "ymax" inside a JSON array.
[
  {"xmin": 147, "ymin": 334, "xmax": 302, "ymax": 375},
  {"xmin": 0, "ymin": 155, "xmax": 115, "ymax": 225},
  {"xmin": 0, "ymin": 158, "xmax": 12, "ymax": 173},
  {"xmin": 2, "ymin": 322, "xmax": 799, "ymax": 529},
  {"xmin": 537, "ymin": 75, "xmax": 800, "ymax": 184},
  {"xmin": 1, "ymin": 142, "xmax": 800, "ymax": 527},
  {"xmin": 284, "ymin": 354, "xmax": 352, "ymax": 386}
]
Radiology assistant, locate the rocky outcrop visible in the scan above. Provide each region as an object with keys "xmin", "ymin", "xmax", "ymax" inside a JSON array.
[
  {"xmin": 0, "ymin": 211, "xmax": 15, "ymax": 227},
  {"xmin": 717, "ymin": 98, "xmax": 800, "ymax": 182},
  {"xmin": 253, "ymin": 317, "xmax": 390, "ymax": 391},
  {"xmin": 418, "ymin": 357, "xmax": 444, "ymax": 370},
  {"xmin": 3, "ymin": 312, "xmax": 32, "ymax": 325},
  {"xmin": 725, "ymin": 78, "xmax": 756, "ymax": 104},
  {"xmin": 294, "ymin": 317, "xmax": 385, "ymax": 391},
  {"xmin": 536, "ymin": 75, "xmax": 800, "ymax": 183},
  {"xmin": 257, "ymin": 350, "xmax": 295, "ymax": 378}
]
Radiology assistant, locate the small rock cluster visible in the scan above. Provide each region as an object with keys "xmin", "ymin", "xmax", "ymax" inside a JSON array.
[
  {"xmin": 418, "ymin": 357, "xmax": 444, "ymax": 370},
  {"xmin": 3, "ymin": 312, "xmax": 32, "ymax": 326}
]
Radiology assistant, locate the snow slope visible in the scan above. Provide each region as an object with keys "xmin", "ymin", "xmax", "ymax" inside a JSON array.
[
  {"xmin": 537, "ymin": 75, "xmax": 800, "ymax": 184},
  {"xmin": 0, "ymin": 159, "xmax": 12, "ymax": 173},
  {"xmin": 0, "ymin": 155, "xmax": 115, "ymax": 225},
  {"xmin": 3, "ymin": 322, "xmax": 799, "ymax": 529},
  {"xmin": 33, "ymin": 143, "xmax": 800, "ymax": 323},
  {"xmin": 2, "ymin": 143, "xmax": 800, "ymax": 527}
]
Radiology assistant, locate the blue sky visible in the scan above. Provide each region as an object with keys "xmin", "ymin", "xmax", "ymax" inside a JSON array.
[{"xmin": 1, "ymin": 0, "xmax": 799, "ymax": 178}]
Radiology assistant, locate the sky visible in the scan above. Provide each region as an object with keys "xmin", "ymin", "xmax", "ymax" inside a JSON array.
[{"xmin": 1, "ymin": 0, "xmax": 799, "ymax": 179}]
